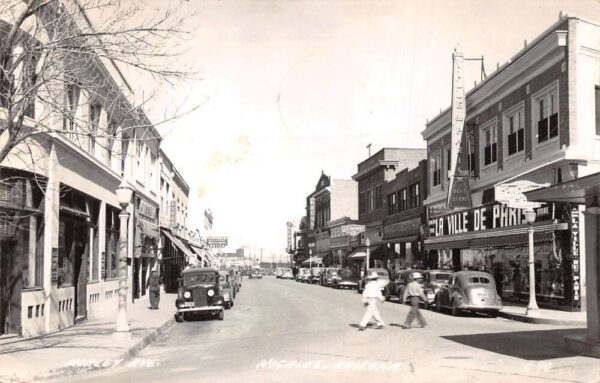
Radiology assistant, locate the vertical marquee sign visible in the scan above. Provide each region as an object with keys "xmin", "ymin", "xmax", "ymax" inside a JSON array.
[
  {"xmin": 571, "ymin": 206, "xmax": 581, "ymax": 306},
  {"xmin": 447, "ymin": 45, "xmax": 472, "ymax": 209}
]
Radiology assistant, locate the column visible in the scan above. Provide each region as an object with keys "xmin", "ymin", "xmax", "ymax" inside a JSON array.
[
  {"xmin": 44, "ymin": 143, "xmax": 60, "ymax": 333},
  {"xmin": 582, "ymin": 209, "xmax": 599, "ymax": 342}
]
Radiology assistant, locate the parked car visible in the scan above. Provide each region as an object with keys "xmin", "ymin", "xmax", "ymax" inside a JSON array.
[
  {"xmin": 275, "ymin": 268, "xmax": 283, "ymax": 278},
  {"xmin": 423, "ymin": 270, "xmax": 452, "ymax": 304},
  {"xmin": 309, "ymin": 267, "xmax": 323, "ymax": 284},
  {"xmin": 281, "ymin": 268, "xmax": 294, "ymax": 279},
  {"xmin": 175, "ymin": 267, "xmax": 224, "ymax": 321},
  {"xmin": 219, "ymin": 271, "xmax": 235, "ymax": 309},
  {"xmin": 323, "ymin": 268, "xmax": 341, "ymax": 286},
  {"xmin": 297, "ymin": 268, "xmax": 310, "ymax": 282},
  {"xmin": 250, "ymin": 269, "xmax": 262, "ymax": 279},
  {"xmin": 332, "ymin": 268, "xmax": 358, "ymax": 289},
  {"xmin": 434, "ymin": 271, "xmax": 502, "ymax": 316},
  {"xmin": 357, "ymin": 268, "xmax": 390, "ymax": 294},
  {"xmin": 386, "ymin": 269, "xmax": 426, "ymax": 302}
]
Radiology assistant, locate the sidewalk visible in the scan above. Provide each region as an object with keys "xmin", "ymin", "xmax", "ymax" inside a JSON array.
[
  {"xmin": 499, "ymin": 304, "xmax": 587, "ymax": 326},
  {"xmin": 0, "ymin": 291, "xmax": 176, "ymax": 383}
]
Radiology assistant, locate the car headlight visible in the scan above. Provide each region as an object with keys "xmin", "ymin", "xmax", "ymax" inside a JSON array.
[
  {"xmin": 184, "ymin": 291, "xmax": 191, "ymax": 299},
  {"xmin": 208, "ymin": 289, "xmax": 215, "ymax": 297}
]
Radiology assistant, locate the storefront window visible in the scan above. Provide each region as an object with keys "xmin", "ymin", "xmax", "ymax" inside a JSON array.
[{"xmin": 105, "ymin": 207, "xmax": 120, "ymax": 280}]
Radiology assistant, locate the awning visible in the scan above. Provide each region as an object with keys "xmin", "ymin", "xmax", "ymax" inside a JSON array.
[
  {"xmin": 383, "ymin": 234, "xmax": 418, "ymax": 243},
  {"xmin": 525, "ymin": 172, "xmax": 600, "ymax": 204},
  {"xmin": 424, "ymin": 221, "xmax": 567, "ymax": 250},
  {"xmin": 137, "ymin": 218, "xmax": 159, "ymax": 239},
  {"xmin": 162, "ymin": 229, "xmax": 195, "ymax": 263},
  {"xmin": 470, "ymin": 231, "xmax": 554, "ymax": 249},
  {"xmin": 348, "ymin": 245, "xmax": 381, "ymax": 259},
  {"xmin": 301, "ymin": 256, "xmax": 323, "ymax": 265}
]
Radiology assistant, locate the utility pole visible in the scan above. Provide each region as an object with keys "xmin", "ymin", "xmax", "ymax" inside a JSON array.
[{"xmin": 260, "ymin": 248, "xmax": 263, "ymax": 266}]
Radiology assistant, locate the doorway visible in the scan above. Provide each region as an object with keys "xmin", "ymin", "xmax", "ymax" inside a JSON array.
[{"xmin": 0, "ymin": 240, "xmax": 21, "ymax": 335}]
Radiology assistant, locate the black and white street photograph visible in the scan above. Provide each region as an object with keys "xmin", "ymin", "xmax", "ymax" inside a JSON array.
[{"xmin": 1, "ymin": 0, "xmax": 600, "ymax": 382}]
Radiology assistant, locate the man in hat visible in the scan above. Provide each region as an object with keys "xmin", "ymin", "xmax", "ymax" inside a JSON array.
[
  {"xmin": 358, "ymin": 271, "xmax": 385, "ymax": 331},
  {"xmin": 401, "ymin": 272, "xmax": 427, "ymax": 329}
]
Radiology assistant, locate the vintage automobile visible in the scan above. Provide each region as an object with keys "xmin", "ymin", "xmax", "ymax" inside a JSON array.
[
  {"xmin": 297, "ymin": 268, "xmax": 310, "ymax": 282},
  {"xmin": 434, "ymin": 271, "xmax": 503, "ymax": 316},
  {"xmin": 219, "ymin": 271, "xmax": 235, "ymax": 309},
  {"xmin": 249, "ymin": 269, "xmax": 262, "ymax": 279},
  {"xmin": 309, "ymin": 267, "xmax": 323, "ymax": 284},
  {"xmin": 332, "ymin": 268, "xmax": 358, "ymax": 289},
  {"xmin": 423, "ymin": 270, "xmax": 452, "ymax": 304},
  {"xmin": 357, "ymin": 268, "xmax": 390, "ymax": 294},
  {"xmin": 275, "ymin": 268, "xmax": 283, "ymax": 278},
  {"xmin": 281, "ymin": 268, "xmax": 294, "ymax": 279},
  {"xmin": 387, "ymin": 269, "xmax": 426, "ymax": 302},
  {"xmin": 175, "ymin": 267, "xmax": 224, "ymax": 321},
  {"xmin": 322, "ymin": 268, "xmax": 340, "ymax": 287}
]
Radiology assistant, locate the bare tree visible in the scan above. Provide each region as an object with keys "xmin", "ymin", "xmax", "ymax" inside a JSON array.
[{"xmin": 0, "ymin": 0, "xmax": 195, "ymax": 166}]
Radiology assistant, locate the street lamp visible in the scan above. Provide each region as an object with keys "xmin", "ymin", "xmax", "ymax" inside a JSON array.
[
  {"xmin": 115, "ymin": 178, "xmax": 133, "ymax": 337},
  {"xmin": 365, "ymin": 237, "xmax": 371, "ymax": 272},
  {"xmin": 524, "ymin": 208, "xmax": 539, "ymax": 316}
]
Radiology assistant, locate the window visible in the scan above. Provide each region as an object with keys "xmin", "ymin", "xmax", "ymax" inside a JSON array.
[
  {"xmin": 446, "ymin": 148, "xmax": 451, "ymax": 172},
  {"xmin": 107, "ymin": 119, "xmax": 117, "ymax": 167},
  {"xmin": 431, "ymin": 154, "xmax": 441, "ymax": 187},
  {"xmin": 481, "ymin": 121, "xmax": 497, "ymax": 166},
  {"xmin": 359, "ymin": 191, "xmax": 366, "ymax": 214},
  {"xmin": 466, "ymin": 125, "xmax": 476, "ymax": 177},
  {"xmin": 398, "ymin": 188, "xmax": 407, "ymax": 212},
  {"xmin": 535, "ymin": 86, "xmax": 559, "ymax": 144},
  {"xmin": 87, "ymin": 200, "xmax": 99, "ymax": 282},
  {"xmin": 150, "ymin": 153, "xmax": 157, "ymax": 193},
  {"xmin": 374, "ymin": 185, "xmax": 382, "ymax": 209},
  {"xmin": 409, "ymin": 183, "xmax": 420, "ymax": 208},
  {"xmin": 105, "ymin": 207, "xmax": 120, "ymax": 280},
  {"xmin": 63, "ymin": 82, "xmax": 81, "ymax": 136},
  {"xmin": 506, "ymin": 106, "xmax": 525, "ymax": 156},
  {"xmin": 387, "ymin": 193, "xmax": 396, "ymax": 215},
  {"xmin": 89, "ymin": 104, "xmax": 101, "ymax": 154}
]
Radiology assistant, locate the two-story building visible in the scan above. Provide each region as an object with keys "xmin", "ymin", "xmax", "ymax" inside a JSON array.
[
  {"xmin": 421, "ymin": 16, "xmax": 600, "ymax": 311},
  {"xmin": 303, "ymin": 172, "xmax": 358, "ymax": 267},
  {"xmin": 0, "ymin": 4, "xmax": 161, "ymax": 336},
  {"xmin": 350, "ymin": 148, "xmax": 426, "ymax": 269}
]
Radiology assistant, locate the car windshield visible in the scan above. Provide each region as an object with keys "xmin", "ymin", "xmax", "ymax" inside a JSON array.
[
  {"xmin": 184, "ymin": 273, "xmax": 215, "ymax": 284},
  {"xmin": 469, "ymin": 276, "xmax": 491, "ymax": 284},
  {"xmin": 434, "ymin": 273, "xmax": 451, "ymax": 281},
  {"xmin": 330, "ymin": 270, "xmax": 338, "ymax": 276},
  {"xmin": 340, "ymin": 270, "xmax": 353, "ymax": 277}
]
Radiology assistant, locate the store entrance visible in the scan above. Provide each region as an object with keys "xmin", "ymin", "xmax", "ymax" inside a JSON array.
[
  {"xmin": 0, "ymin": 240, "xmax": 20, "ymax": 335},
  {"xmin": 73, "ymin": 240, "xmax": 88, "ymax": 323}
]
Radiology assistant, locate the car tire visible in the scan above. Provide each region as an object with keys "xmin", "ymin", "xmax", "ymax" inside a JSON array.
[
  {"xmin": 225, "ymin": 302, "xmax": 231, "ymax": 310},
  {"xmin": 175, "ymin": 313, "xmax": 183, "ymax": 323},
  {"xmin": 217, "ymin": 309, "xmax": 224, "ymax": 321},
  {"xmin": 385, "ymin": 291, "xmax": 391, "ymax": 302},
  {"xmin": 451, "ymin": 300, "xmax": 460, "ymax": 316}
]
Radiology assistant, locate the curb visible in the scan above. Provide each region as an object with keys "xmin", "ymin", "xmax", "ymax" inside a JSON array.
[
  {"xmin": 7, "ymin": 316, "xmax": 176, "ymax": 382},
  {"xmin": 498, "ymin": 311, "xmax": 586, "ymax": 326}
]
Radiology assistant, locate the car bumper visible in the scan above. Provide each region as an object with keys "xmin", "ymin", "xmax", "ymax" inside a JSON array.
[
  {"xmin": 459, "ymin": 304, "xmax": 503, "ymax": 311},
  {"xmin": 338, "ymin": 282, "xmax": 357, "ymax": 287},
  {"xmin": 176, "ymin": 306, "xmax": 223, "ymax": 313}
]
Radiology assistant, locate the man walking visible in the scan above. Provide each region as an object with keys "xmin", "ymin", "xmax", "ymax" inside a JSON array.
[
  {"xmin": 401, "ymin": 272, "xmax": 427, "ymax": 329},
  {"xmin": 147, "ymin": 270, "xmax": 161, "ymax": 310},
  {"xmin": 358, "ymin": 271, "xmax": 385, "ymax": 331}
]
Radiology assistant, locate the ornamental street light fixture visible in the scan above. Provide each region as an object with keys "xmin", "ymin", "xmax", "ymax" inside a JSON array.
[
  {"xmin": 524, "ymin": 208, "xmax": 539, "ymax": 316},
  {"xmin": 115, "ymin": 178, "xmax": 133, "ymax": 337}
]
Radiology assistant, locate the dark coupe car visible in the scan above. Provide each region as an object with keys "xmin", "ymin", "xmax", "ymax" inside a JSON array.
[
  {"xmin": 175, "ymin": 267, "xmax": 225, "ymax": 322},
  {"xmin": 434, "ymin": 271, "xmax": 503, "ymax": 316},
  {"xmin": 332, "ymin": 268, "xmax": 358, "ymax": 289}
]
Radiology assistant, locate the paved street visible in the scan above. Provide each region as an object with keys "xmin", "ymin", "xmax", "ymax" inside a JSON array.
[{"xmin": 48, "ymin": 276, "xmax": 599, "ymax": 383}]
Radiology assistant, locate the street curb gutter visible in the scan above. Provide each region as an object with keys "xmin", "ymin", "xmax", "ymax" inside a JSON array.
[
  {"xmin": 10, "ymin": 316, "xmax": 176, "ymax": 382},
  {"xmin": 498, "ymin": 311, "xmax": 585, "ymax": 326}
]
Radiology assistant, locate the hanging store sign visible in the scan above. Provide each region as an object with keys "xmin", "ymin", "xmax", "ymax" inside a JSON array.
[
  {"xmin": 383, "ymin": 217, "xmax": 421, "ymax": 239},
  {"xmin": 495, "ymin": 181, "xmax": 549, "ymax": 209},
  {"xmin": 138, "ymin": 198, "xmax": 157, "ymax": 220},
  {"xmin": 341, "ymin": 224, "xmax": 366, "ymax": 237},
  {"xmin": 429, "ymin": 202, "xmax": 554, "ymax": 237},
  {"xmin": 571, "ymin": 206, "xmax": 580, "ymax": 303},
  {"xmin": 206, "ymin": 236, "xmax": 228, "ymax": 248}
]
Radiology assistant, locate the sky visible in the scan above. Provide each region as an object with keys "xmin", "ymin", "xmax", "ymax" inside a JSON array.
[{"xmin": 124, "ymin": 0, "xmax": 600, "ymax": 259}]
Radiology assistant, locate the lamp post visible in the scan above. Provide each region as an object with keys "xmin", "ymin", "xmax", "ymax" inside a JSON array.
[
  {"xmin": 309, "ymin": 248, "xmax": 312, "ymax": 270},
  {"xmin": 115, "ymin": 178, "xmax": 133, "ymax": 337},
  {"xmin": 365, "ymin": 237, "xmax": 371, "ymax": 272},
  {"xmin": 524, "ymin": 208, "xmax": 539, "ymax": 316}
]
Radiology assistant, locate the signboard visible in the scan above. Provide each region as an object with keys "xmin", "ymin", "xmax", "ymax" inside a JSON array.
[
  {"xmin": 341, "ymin": 224, "xmax": 366, "ymax": 237},
  {"xmin": 429, "ymin": 202, "xmax": 555, "ymax": 237},
  {"xmin": 447, "ymin": 45, "xmax": 471, "ymax": 209},
  {"xmin": 308, "ymin": 242, "xmax": 316, "ymax": 248},
  {"xmin": 206, "ymin": 236, "xmax": 228, "ymax": 248},
  {"xmin": 383, "ymin": 217, "xmax": 421, "ymax": 240},
  {"xmin": 170, "ymin": 201, "xmax": 176, "ymax": 228},
  {"xmin": 286, "ymin": 222, "xmax": 294, "ymax": 252},
  {"xmin": 309, "ymin": 198, "xmax": 316, "ymax": 230},
  {"xmin": 204, "ymin": 209, "xmax": 213, "ymax": 231},
  {"xmin": 138, "ymin": 198, "xmax": 158, "ymax": 220},
  {"xmin": 495, "ymin": 181, "xmax": 549, "ymax": 209},
  {"xmin": 571, "ymin": 206, "xmax": 580, "ymax": 304}
]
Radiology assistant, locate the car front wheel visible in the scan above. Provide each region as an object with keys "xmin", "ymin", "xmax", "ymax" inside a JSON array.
[
  {"xmin": 175, "ymin": 313, "xmax": 183, "ymax": 322},
  {"xmin": 451, "ymin": 300, "xmax": 461, "ymax": 316}
]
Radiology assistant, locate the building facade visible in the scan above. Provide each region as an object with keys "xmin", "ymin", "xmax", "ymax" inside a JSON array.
[
  {"xmin": 351, "ymin": 148, "xmax": 426, "ymax": 269},
  {"xmin": 421, "ymin": 16, "xmax": 600, "ymax": 311}
]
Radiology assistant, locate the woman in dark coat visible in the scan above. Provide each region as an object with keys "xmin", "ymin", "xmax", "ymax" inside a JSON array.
[{"xmin": 147, "ymin": 271, "xmax": 161, "ymax": 309}]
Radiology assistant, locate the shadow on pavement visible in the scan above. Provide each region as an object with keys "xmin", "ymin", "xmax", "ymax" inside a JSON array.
[{"xmin": 442, "ymin": 328, "xmax": 587, "ymax": 360}]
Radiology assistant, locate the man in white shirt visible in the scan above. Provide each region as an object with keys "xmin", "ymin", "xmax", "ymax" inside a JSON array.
[
  {"xmin": 358, "ymin": 271, "xmax": 385, "ymax": 331},
  {"xmin": 401, "ymin": 272, "xmax": 428, "ymax": 329}
]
